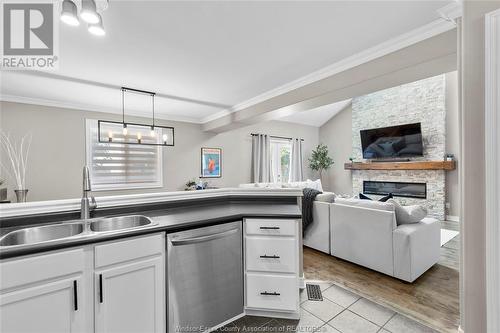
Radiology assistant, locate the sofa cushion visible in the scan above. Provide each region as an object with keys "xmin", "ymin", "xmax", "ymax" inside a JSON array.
[
  {"xmin": 315, "ymin": 192, "xmax": 336, "ymax": 203},
  {"xmin": 335, "ymin": 198, "xmax": 395, "ymax": 212},
  {"xmin": 387, "ymin": 199, "xmax": 428, "ymax": 225},
  {"xmin": 282, "ymin": 179, "xmax": 323, "ymax": 191}
]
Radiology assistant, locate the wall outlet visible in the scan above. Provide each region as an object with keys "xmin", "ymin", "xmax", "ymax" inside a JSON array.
[{"xmin": 445, "ymin": 202, "xmax": 451, "ymax": 209}]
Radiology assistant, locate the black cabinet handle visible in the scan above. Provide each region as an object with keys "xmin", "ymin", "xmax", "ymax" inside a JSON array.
[
  {"xmin": 99, "ymin": 274, "xmax": 103, "ymax": 303},
  {"xmin": 260, "ymin": 254, "xmax": 280, "ymax": 259},
  {"xmin": 73, "ymin": 280, "xmax": 78, "ymax": 311},
  {"xmin": 260, "ymin": 291, "xmax": 281, "ymax": 296},
  {"xmin": 259, "ymin": 226, "xmax": 280, "ymax": 230}
]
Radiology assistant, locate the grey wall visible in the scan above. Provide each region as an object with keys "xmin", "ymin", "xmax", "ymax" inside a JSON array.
[
  {"xmin": 318, "ymin": 104, "xmax": 353, "ymax": 194},
  {"xmin": 0, "ymin": 101, "xmax": 318, "ymax": 202}
]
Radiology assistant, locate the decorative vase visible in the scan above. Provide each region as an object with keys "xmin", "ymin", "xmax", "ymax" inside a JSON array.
[{"xmin": 14, "ymin": 189, "xmax": 28, "ymax": 203}]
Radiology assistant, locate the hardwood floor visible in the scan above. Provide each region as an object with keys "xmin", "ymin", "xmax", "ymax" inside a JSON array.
[{"xmin": 303, "ymin": 221, "xmax": 460, "ymax": 333}]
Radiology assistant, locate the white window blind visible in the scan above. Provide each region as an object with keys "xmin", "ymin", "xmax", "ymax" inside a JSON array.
[{"xmin": 85, "ymin": 119, "xmax": 163, "ymax": 190}]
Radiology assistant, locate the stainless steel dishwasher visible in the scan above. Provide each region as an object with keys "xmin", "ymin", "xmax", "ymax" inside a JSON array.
[{"xmin": 167, "ymin": 221, "xmax": 243, "ymax": 332}]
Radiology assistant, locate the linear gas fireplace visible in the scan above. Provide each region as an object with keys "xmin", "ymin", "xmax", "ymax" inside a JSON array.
[{"xmin": 363, "ymin": 180, "xmax": 427, "ymax": 199}]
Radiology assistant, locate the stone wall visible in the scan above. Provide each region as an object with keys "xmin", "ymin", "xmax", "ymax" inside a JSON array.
[{"xmin": 351, "ymin": 75, "xmax": 446, "ymax": 219}]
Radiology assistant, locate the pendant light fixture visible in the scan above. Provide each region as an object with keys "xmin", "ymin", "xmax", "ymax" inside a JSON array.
[
  {"xmin": 80, "ymin": 0, "xmax": 99, "ymax": 24},
  {"xmin": 60, "ymin": 0, "xmax": 79, "ymax": 26},
  {"xmin": 88, "ymin": 13, "xmax": 105, "ymax": 36},
  {"xmin": 98, "ymin": 87, "xmax": 175, "ymax": 147},
  {"xmin": 61, "ymin": 0, "xmax": 108, "ymax": 36}
]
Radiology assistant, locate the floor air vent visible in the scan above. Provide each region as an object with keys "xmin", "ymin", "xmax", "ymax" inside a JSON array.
[{"xmin": 306, "ymin": 284, "xmax": 323, "ymax": 301}]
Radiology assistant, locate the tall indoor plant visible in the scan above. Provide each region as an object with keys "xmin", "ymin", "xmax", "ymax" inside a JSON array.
[
  {"xmin": 0, "ymin": 132, "xmax": 32, "ymax": 202},
  {"xmin": 308, "ymin": 144, "xmax": 334, "ymax": 179}
]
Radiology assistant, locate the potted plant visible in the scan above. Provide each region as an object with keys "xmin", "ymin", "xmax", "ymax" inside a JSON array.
[
  {"xmin": 0, "ymin": 132, "xmax": 32, "ymax": 202},
  {"xmin": 308, "ymin": 144, "xmax": 334, "ymax": 179}
]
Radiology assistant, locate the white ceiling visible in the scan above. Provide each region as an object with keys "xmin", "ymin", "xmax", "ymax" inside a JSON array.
[
  {"xmin": 280, "ymin": 99, "xmax": 352, "ymax": 127},
  {"xmin": 1, "ymin": 1, "xmax": 453, "ymax": 124}
]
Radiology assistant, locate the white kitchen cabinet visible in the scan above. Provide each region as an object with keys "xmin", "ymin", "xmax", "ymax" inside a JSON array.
[
  {"xmin": 244, "ymin": 218, "xmax": 300, "ymax": 319},
  {"xmin": 94, "ymin": 234, "xmax": 165, "ymax": 333},
  {"xmin": 0, "ymin": 233, "xmax": 165, "ymax": 333},
  {"xmin": 0, "ymin": 249, "xmax": 90, "ymax": 333}
]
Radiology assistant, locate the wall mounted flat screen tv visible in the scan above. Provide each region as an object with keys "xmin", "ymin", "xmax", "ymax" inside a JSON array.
[{"xmin": 360, "ymin": 123, "xmax": 423, "ymax": 159}]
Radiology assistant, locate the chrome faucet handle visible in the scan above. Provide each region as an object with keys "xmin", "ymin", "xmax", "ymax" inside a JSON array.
[{"xmin": 90, "ymin": 196, "xmax": 97, "ymax": 210}]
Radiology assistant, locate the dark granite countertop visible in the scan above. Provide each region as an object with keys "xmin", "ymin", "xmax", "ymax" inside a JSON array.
[{"xmin": 0, "ymin": 202, "xmax": 301, "ymax": 259}]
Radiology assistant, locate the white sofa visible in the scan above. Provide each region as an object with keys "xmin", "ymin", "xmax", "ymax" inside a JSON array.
[
  {"xmin": 239, "ymin": 181, "xmax": 440, "ymax": 282},
  {"xmin": 330, "ymin": 201, "xmax": 440, "ymax": 282}
]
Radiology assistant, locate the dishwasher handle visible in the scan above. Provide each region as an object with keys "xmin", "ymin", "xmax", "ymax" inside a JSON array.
[{"xmin": 170, "ymin": 227, "xmax": 239, "ymax": 246}]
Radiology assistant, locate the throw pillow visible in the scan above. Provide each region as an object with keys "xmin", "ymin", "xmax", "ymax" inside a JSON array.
[
  {"xmin": 359, "ymin": 192, "xmax": 394, "ymax": 202},
  {"xmin": 306, "ymin": 179, "xmax": 323, "ymax": 192},
  {"xmin": 387, "ymin": 199, "xmax": 428, "ymax": 225},
  {"xmin": 315, "ymin": 192, "xmax": 336, "ymax": 203}
]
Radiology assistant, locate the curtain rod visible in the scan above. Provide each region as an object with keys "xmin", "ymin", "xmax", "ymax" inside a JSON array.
[{"xmin": 250, "ymin": 133, "xmax": 304, "ymax": 141}]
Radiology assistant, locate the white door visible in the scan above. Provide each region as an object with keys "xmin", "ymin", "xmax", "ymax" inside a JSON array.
[
  {"xmin": 95, "ymin": 257, "xmax": 164, "ymax": 333},
  {"xmin": 0, "ymin": 276, "xmax": 85, "ymax": 333}
]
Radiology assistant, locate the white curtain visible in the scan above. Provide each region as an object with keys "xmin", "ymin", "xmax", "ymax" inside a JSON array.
[
  {"xmin": 289, "ymin": 138, "xmax": 304, "ymax": 182},
  {"xmin": 251, "ymin": 134, "xmax": 271, "ymax": 183}
]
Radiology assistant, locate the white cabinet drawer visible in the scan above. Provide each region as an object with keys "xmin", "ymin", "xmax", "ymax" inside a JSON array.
[
  {"xmin": 245, "ymin": 219, "xmax": 296, "ymax": 237},
  {"xmin": 1, "ymin": 249, "xmax": 84, "ymax": 291},
  {"xmin": 246, "ymin": 237, "xmax": 296, "ymax": 273},
  {"xmin": 95, "ymin": 234, "xmax": 164, "ymax": 268},
  {"xmin": 246, "ymin": 273, "xmax": 298, "ymax": 312}
]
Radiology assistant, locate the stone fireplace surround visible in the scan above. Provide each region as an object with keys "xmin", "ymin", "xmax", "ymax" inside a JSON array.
[{"xmin": 351, "ymin": 75, "xmax": 446, "ymax": 219}]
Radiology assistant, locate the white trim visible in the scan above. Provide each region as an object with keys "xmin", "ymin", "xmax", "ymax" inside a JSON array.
[
  {"xmin": 485, "ymin": 8, "xmax": 500, "ymax": 333},
  {"xmin": 446, "ymin": 215, "xmax": 460, "ymax": 222},
  {"xmin": 437, "ymin": 2, "xmax": 463, "ymax": 23},
  {"xmin": 200, "ymin": 16, "xmax": 457, "ymax": 124},
  {"xmin": 0, "ymin": 94, "xmax": 204, "ymax": 124},
  {"xmin": 0, "ymin": 188, "xmax": 303, "ymax": 218}
]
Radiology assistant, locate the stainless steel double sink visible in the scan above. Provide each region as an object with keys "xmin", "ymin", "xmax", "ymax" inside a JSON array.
[{"xmin": 0, "ymin": 215, "xmax": 154, "ymax": 247}]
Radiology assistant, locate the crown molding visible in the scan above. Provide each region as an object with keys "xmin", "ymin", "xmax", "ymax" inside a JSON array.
[
  {"xmin": 201, "ymin": 16, "xmax": 457, "ymax": 124},
  {"xmin": 437, "ymin": 1, "xmax": 463, "ymax": 22},
  {"xmin": 0, "ymin": 94, "xmax": 204, "ymax": 124}
]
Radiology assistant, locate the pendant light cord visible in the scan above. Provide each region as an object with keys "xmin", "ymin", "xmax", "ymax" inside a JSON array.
[
  {"xmin": 121, "ymin": 88, "xmax": 125, "ymax": 124},
  {"xmin": 152, "ymin": 94, "xmax": 155, "ymax": 128}
]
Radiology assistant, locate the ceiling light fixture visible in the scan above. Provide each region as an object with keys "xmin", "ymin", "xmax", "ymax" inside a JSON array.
[
  {"xmin": 88, "ymin": 14, "xmax": 105, "ymax": 36},
  {"xmin": 80, "ymin": 0, "xmax": 99, "ymax": 24},
  {"xmin": 98, "ymin": 87, "xmax": 175, "ymax": 147},
  {"xmin": 60, "ymin": 0, "xmax": 79, "ymax": 26}
]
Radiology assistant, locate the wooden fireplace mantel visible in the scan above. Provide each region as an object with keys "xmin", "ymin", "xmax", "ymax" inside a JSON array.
[{"xmin": 344, "ymin": 161, "xmax": 456, "ymax": 171}]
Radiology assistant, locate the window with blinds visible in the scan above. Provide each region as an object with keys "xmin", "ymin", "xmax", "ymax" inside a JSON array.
[{"xmin": 85, "ymin": 119, "xmax": 163, "ymax": 190}]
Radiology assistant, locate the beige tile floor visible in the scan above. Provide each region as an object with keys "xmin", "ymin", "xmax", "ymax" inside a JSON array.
[{"xmin": 217, "ymin": 281, "xmax": 439, "ymax": 333}]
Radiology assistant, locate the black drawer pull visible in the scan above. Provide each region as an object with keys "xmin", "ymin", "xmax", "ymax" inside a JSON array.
[
  {"xmin": 260, "ymin": 254, "xmax": 280, "ymax": 259},
  {"xmin": 73, "ymin": 280, "xmax": 78, "ymax": 311},
  {"xmin": 260, "ymin": 291, "xmax": 281, "ymax": 296},
  {"xmin": 259, "ymin": 226, "xmax": 280, "ymax": 230},
  {"xmin": 99, "ymin": 274, "xmax": 103, "ymax": 303}
]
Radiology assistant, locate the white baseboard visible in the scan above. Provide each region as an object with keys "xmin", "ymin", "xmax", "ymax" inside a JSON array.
[{"xmin": 446, "ymin": 215, "xmax": 460, "ymax": 222}]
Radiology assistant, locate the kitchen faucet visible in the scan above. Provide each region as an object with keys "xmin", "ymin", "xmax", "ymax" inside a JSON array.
[{"xmin": 81, "ymin": 166, "xmax": 97, "ymax": 220}]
